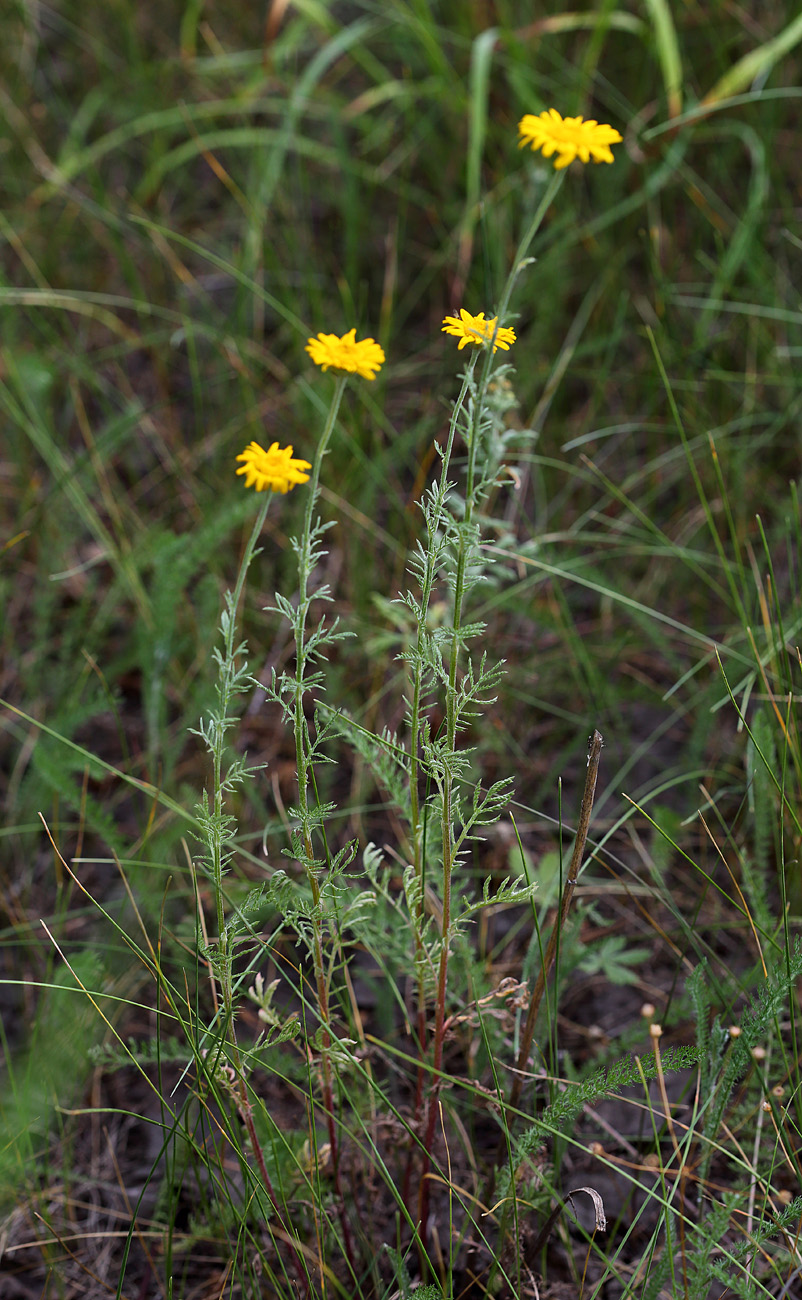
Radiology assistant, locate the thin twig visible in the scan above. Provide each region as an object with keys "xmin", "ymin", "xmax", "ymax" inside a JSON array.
[{"xmin": 507, "ymin": 729, "xmax": 603, "ymax": 1115}]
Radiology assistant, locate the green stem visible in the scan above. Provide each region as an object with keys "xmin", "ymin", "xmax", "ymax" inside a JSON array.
[
  {"xmin": 291, "ymin": 373, "xmax": 356, "ymax": 1270},
  {"xmin": 211, "ymin": 496, "xmax": 270, "ymax": 950},
  {"xmin": 293, "ymin": 374, "xmax": 346, "ymax": 1036},
  {"xmin": 206, "ymin": 496, "xmax": 308, "ymax": 1290},
  {"xmin": 418, "ymin": 351, "xmax": 490, "ymax": 1240},
  {"xmin": 496, "ymin": 168, "xmax": 564, "ymax": 327},
  {"xmin": 418, "ymin": 173, "xmax": 564, "ymax": 1245},
  {"xmin": 403, "ymin": 357, "xmax": 478, "ymax": 1213}
]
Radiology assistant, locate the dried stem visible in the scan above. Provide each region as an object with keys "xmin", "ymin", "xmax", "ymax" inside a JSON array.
[{"xmin": 507, "ymin": 729, "xmax": 603, "ymax": 1115}]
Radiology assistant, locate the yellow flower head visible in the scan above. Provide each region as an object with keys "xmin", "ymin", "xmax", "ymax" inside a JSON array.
[
  {"xmin": 305, "ymin": 328, "xmax": 385, "ymax": 381},
  {"xmin": 441, "ymin": 309, "xmax": 516, "ymax": 353},
  {"xmin": 518, "ymin": 108, "xmax": 622, "ymax": 170},
  {"xmin": 235, "ymin": 441, "xmax": 311, "ymax": 494}
]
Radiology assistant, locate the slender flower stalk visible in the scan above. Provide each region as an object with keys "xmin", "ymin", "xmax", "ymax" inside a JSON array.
[
  {"xmin": 499, "ymin": 109, "xmax": 621, "ymax": 317},
  {"xmin": 401, "ymin": 355, "xmax": 479, "ymax": 1214},
  {"xmin": 284, "ymin": 331, "xmax": 384, "ymax": 1266},
  {"xmin": 287, "ymin": 372, "xmax": 357, "ymax": 1270},
  {"xmin": 291, "ymin": 376, "xmax": 346, "ymax": 880},
  {"xmin": 208, "ymin": 498, "xmax": 269, "ymax": 952},
  {"xmin": 197, "ymin": 488, "xmax": 307, "ymax": 1291},
  {"xmin": 498, "ymin": 169, "xmax": 564, "ymax": 325},
  {"xmin": 417, "ymin": 341, "xmax": 497, "ymax": 1242},
  {"xmin": 416, "ymin": 147, "xmax": 576, "ymax": 1246}
]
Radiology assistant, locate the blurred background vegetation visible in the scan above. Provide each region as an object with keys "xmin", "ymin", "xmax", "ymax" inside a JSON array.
[{"xmin": 1, "ymin": 0, "xmax": 801, "ymax": 1294}]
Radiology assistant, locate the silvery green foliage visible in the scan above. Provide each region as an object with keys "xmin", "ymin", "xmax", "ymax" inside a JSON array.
[
  {"xmin": 707, "ymin": 1195, "xmax": 802, "ymax": 1297},
  {"xmin": 458, "ymin": 871, "xmax": 537, "ymax": 923},
  {"xmin": 190, "ymin": 588, "xmax": 265, "ymax": 881},
  {"xmin": 264, "ymin": 867, "xmax": 376, "ymax": 956},
  {"xmin": 254, "ymin": 1018, "xmax": 301, "ymax": 1051},
  {"xmin": 672, "ymin": 1191, "xmax": 802, "ymax": 1300},
  {"xmin": 311, "ymin": 1025, "xmax": 357, "ymax": 1069},
  {"xmin": 683, "ymin": 1195, "xmax": 740, "ymax": 1300},
  {"xmin": 246, "ymin": 974, "xmax": 301, "ymax": 1049},
  {"xmin": 223, "ymin": 882, "xmax": 268, "ymax": 939},
  {"xmin": 351, "ymin": 851, "xmax": 440, "ymax": 997},
  {"xmin": 696, "ymin": 940, "xmax": 802, "ymax": 1187},
  {"xmin": 195, "ymin": 938, "xmax": 232, "ymax": 980},
  {"xmin": 508, "ymin": 1044, "xmax": 702, "ymax": 1174},
  {"xmin": 399, "ymin": 362, "xmax": 519, "ymax": 775},
  {"xmin": 263, "ymin": 514, "xmax": 352, "ymax": 726},
  {"xmin": 705, "ymin": 1265, "xmax": 760, "ymax": 1300},
  {"xmin": 327, "ymin": 711, "xmax": 411, "ymax": 815}
]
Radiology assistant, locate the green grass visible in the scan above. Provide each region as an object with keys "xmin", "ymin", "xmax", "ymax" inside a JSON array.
[{"xmin": 2, "ymin": 2, "xmax": 802, "ymax": 1297}]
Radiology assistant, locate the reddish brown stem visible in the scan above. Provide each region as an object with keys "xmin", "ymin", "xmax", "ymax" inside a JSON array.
[
  {"xmin": 237, "ymin": 1077, "xmax": 308, "ymax": 1292},
  {"xmin": 417, "ymin": 793, "xmax": 455, "ymax": 1251},
  {"xmin": 507, "ymin": 730, "xmax": 603, "ymax": 1116}
]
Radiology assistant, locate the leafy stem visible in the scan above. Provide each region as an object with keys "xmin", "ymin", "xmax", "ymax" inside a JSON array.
[
  {"xmin": 290, "ymin": 373, "xmax": 356, "ymax": 1270},
  {"xmin": 417, "ymin": 170, "xmax": 564, "ymax": 1248},
  {"xmin": 195, "ymin": 494, "xmax": 307, "ymax": 1290},
  {"xmin": 210, "ymin": 496, "xmax": 269, "ymax": 956}
]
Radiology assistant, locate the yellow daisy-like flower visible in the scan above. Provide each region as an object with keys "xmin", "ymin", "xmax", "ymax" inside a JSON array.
[
  {"xmin": 441, "ymin": 309, "xmax": 516, "ymax": 353},
  {"xmin": 235, "ymin": 441, "xmax": 311, "ymax": 494},
  {"xmin": 518, "ymin": 108, "xmax": 622, "ymax": 170},
  {"xmin": 305, "ymin": 328, "xmax": 385, "ymax": 381}
]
